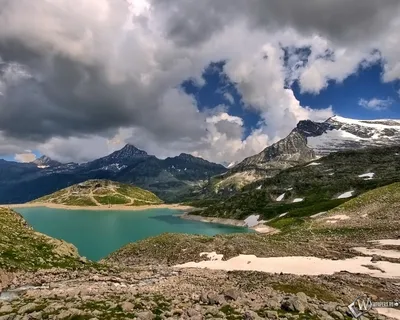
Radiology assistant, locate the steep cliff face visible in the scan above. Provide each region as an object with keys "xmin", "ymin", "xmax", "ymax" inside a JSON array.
[{"xmin": 235, "ymin": 131, "xmax": 315, "ymax": 171}]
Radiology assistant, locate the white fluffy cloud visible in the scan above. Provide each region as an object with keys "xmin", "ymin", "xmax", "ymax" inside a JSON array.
[
  {"xmin": 0, "ymin": 0, "xmax": 399, "ymax": 164},
  {"xmin": 358, "ymin": 98, "xmax": 393, "ymax": 111},
  {"xmin": 14, "ymin": 150, "xmax": 36, "ymax": 163}
]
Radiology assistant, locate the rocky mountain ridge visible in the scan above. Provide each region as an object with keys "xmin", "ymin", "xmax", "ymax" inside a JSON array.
[
  {"xmin": 0, "ymin": 145, "xmax": 226, "ymax": 204},
  {"xmin": 33, "ymin": 156, "xmax": 62, "ymax": 169},
  {"xmin": 210, "ymin": 115, "xmax": 400, "ymax": 193}
]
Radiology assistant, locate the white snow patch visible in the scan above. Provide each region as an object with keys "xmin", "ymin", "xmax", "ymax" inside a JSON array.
[
  {"xmin": 325, "ymin": 214, "xmax": 350, "ymax": 224},
  {"xmin": 370, "ymin": 239, "xmax": 400, "ymax": 246},
  {"xmin": 227, "ymin": 161, "xmax": 237, "ymax": 168},
  {"xmin": 330, "ymin": 116, "xmax": 400, "ymax": 128},
  {"xmin": 286, "ymin": 187, "xmax": 293, "ymax": 191},
  {"xmin": 337, "ymin": 191, "xmax": 354, "ymax": 199},
  {"xmin": 244, "ymin": 215, "xmax": 261, "ymax": 228},
  {"xmin": 306, "ymin": 162, "xmax": 321, "ymax": 167},
  {"xmin": 276, "ymin": 193, "xmax": 285, "ymax": 202},
  {"xmin": 310, "ymin": 212, "xmax": 327, "ymax": 218},
  {"xmin": 174, "ymin": 253, "xmax": 400, "ymax": 279},
  {"xmin": 256, "ymin": 185, "xmax": 262, "ymax": 190},
  {"xmin": 328, "ymin": 173, "xmax": 335, "ymax": 176},
  {"xmin": 308, "ymin": 129, "xmax": 361, "ymax": 150},
  {"xmin": 358, "ymin": 172, "xmax": 375, "ymax": 180},
  {"xmin": 353, "ymin": 247, "xmax": 400, "ymax": 259},
  {"xmin": 37, "ymin": 165, "xmax": 50, "ymax": 169},
  {"xmin": 279, "ymin": 212, "xmax": 288, "ymax": 218},
  {"xmin": 327, "ymin": 214, "xmax": 350, "ymax": 220},
  {"xmin": 292, "ymin": 198, "xmax": 304, "ymax": 203},
  {"xmin": 375, "ymin": 308, "xmax": 400, "ymax": 320}
]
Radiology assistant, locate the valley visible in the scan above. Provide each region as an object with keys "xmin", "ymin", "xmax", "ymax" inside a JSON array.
[{"xmin": 1, "ymin": 116, "xmax": 400, "ymax": 320}]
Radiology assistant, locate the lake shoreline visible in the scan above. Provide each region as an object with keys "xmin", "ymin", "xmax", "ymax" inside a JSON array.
[
  {"xmin": 180, "ymin": 213, "xmax": 279, "ymax": 234},
  {"xmin": 2, "ymin": 202, "xmax": 194, "ymax": 212}
]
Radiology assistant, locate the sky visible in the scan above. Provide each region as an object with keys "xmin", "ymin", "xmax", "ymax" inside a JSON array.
[{"xmin": 0, "ymin": 0, "xmax": 400, "ymax": 164}]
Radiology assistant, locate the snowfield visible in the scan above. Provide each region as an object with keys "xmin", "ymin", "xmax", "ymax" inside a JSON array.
[{"xmin": 337, "ymin": 191, "xmax": 354, "ymax": 199}]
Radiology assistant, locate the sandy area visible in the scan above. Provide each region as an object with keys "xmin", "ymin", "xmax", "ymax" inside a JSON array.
[
  {"xmin": 2, "ymin": 202, "xmax": 194, "ymax": 212},
  {"xmin": 174, "ymin": 252, "xmax": 400, "ymax": 279}
]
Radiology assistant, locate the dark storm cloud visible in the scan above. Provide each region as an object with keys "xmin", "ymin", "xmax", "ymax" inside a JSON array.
[
  {"xmin": 150, "ymin": 0, "xmax": 400, "ymax": 46},
  {"xmin": 0, "ymin": 0, "xmax": 209, "ymax": 145},
  {"xmin": 0, "ymin": 41, "xmax": 206, "ymax": 143}
]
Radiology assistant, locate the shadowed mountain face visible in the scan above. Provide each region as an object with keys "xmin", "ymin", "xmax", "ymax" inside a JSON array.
[{"xmin": 0, "ymin": 145, "xmax": 227, "ymax": 204}]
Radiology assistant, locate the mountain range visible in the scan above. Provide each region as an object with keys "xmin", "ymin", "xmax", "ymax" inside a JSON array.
[
  {"xmin": 1, "ymin": 115, "xmax": 400, "ymax": 205},
  {"xmin": 0, "ymin": 145, "xmax": 226, "ymax": 204},
  {"xmin": 208, "ymin": 115, "xmax": 400, "ymax": 195}
]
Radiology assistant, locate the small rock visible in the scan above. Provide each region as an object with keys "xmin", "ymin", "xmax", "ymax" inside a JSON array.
[
  {"xmin": 29, "ymin": 311, "xmax": 43, "ymax": 320},
  {"xmin": 322, "ymin": 302, "xmax": 338, "ymax": 313},
  {"xmin": 265, "ymin": 310, "xmax": 279, "ymax": 319},
  {"xmin": 331, "ymin": 311, "xmax": 344, "ymax": 320},
  {"xmin": 18, "ymin": 303, "xmax": 38, "ymax": 315},
  {"xmin": 120, "ymin": 301, "xmax": 134, "ymax": 312},
  {"xmin": 187, "ymin": 308, "xmax": 201, "ymax": 317},
  {"xmin": 172, "ymin": 309, "xmax": 184, "ymax": 316},
  {"xmin": 281, "ymin": 297, "xmax": 306, "ymax": 313},
  {"xmin": 136, "ymin": 311, "xmax": 154, "ymax": 320},
  {"xmin": 223, "ymin": 288, "xmax": 240, "ymax": 301},
  {"xmin": 315, "ymin": 310, "xmax": 334, "ymax": 320},
  {"xmin": 56, "ymin": 308, "xmax": 83, "ymax": 319},
  {"xmin": 296, "ymin": 292, "xmax": 308, "ymax": 303},
  {"xmin": 264, "ymin": 297, "xmax": 281, "ymax": 309},
  {"xmin": 0, "ymin": 305, "xmax": 13, "ymax": 313},
  {"xmin": 200, "ymin": 292, "xmax": 209, "ymax": 304},
  {"xmin": 0, "ymin": 314, "xmax": 15, "ymax": 320},
  {"xmin": 207, "ymin": 293, "xmax": 225, "ymax": 305}
]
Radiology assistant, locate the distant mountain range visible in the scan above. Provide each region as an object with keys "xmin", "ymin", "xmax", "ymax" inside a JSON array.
[
  {"xmin": 2, "ymin": 115, "xmax": 400, "ymax": 205},
  {"xmin": 208, "ymin": 115, "xmax": 400, "ymax": 195},
  {"xmin": 0, "ymin": 144, "xmax": 226, "ymax": 204}
]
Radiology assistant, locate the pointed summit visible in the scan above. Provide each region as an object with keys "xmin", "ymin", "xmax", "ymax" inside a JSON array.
[
  {"xmin": 111, "ymin": 144, "xmax": 148, "ymax": 159},
  {"xmin": 32, "ymin": 155, "xmax": 62, "ymax": 168}
]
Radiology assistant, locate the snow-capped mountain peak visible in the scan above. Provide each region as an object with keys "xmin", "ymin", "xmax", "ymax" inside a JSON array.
[
  {"xmin": 304, "ymin": 115, "xmax": 400, "ymax": 155},
  {"xmin": 32, "ymin": 155, "xmax": 62, "ymax": 168}
]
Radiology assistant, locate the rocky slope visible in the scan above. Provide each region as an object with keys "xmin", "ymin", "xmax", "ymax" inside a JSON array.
[
  {"xmin": 31, "ymin": 179, "xmax": 163, "ymax": 206},
  {"xmin": 0, "ymin": 145, "xmax": 226, "ymax": 204},
  {"xmin": 208, "ymin": 116, "xmax": 400, "ymax": 194}
]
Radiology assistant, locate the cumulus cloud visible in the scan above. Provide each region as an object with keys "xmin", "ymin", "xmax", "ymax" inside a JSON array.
[
  {"xmin": 358, "ymin": 98, "xmax": 393, "ymax": 111},
  {"xmin": 14, "ymin": 150, "xmax": 36, "ymax": 163},
  {"xmin": 0, "ymin": 0, "xmax": 399, "ymax": 163}
]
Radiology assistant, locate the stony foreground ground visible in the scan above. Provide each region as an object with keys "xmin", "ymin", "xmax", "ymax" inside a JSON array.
[{"xmin": 1, "ymin": 265, "xmax": 400, "ymax": 320}]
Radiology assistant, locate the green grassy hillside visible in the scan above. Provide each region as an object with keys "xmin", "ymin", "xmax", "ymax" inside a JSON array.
[
  {"xmin": 31, "ymin": 179, "xmax": 163, "ymax": 206},
  {"xmin": 0, "ymin": 207, "xmax": 84, "ymax": 271},
  {"xmin": 193, "ymin": 146, "xmax": 400, "ymax": 221}
]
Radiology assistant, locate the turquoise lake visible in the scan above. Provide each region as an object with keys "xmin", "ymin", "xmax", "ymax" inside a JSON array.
[{"xmin": 15, "ymin": 207, "xmax": 249, "ymax": 261}]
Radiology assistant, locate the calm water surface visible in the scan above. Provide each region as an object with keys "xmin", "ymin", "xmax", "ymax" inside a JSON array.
[{"xmin": 16, "ymin": 207, "xmax": 249, "ymax": 261}]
